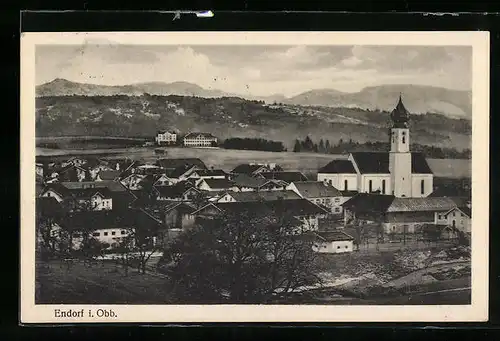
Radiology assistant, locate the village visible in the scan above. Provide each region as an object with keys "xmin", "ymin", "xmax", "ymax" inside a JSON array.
[{"xmin": 35, "ymin": 96, "xmax": 472, "ymax": 304}]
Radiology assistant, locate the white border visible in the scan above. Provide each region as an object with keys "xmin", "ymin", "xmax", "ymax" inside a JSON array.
[{"xmin": 20, "ymin": 31, "xmax": 490, "ymax": 323}]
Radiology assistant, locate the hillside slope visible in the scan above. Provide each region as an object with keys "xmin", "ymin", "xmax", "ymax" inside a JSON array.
[{"xmin": 35, "ymin": 95, "xmax": 472, "ymax": 151}]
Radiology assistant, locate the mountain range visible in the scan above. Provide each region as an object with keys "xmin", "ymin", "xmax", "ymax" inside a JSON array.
[{"xmin": 36, "ymin": 79, "xmax": 472, "ymax": 119}]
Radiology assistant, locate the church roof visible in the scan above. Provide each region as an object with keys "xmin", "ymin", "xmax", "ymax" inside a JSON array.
[
  {"xmin": 391, "ymin": 95, "xmax": 410, "ymax": 128},
  {"xmin": 318, "ymin": 159, "xmax": 357, "ymax": 174},
  {"xmin": 350, "ymin": 152, "xmax": 432, "ymax": 174}
]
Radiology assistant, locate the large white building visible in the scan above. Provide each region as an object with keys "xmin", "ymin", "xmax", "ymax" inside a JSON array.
[
  {"xmin": 317, "ymin": 96, "xmax": 434, "ymax": 198},
  {"xmin": 155, "ymin": 130, "xmax": 177, "ymax": 145},
  {"xmin": 183, "ymin": 132, "xmax": 218, "ymax": 147}
]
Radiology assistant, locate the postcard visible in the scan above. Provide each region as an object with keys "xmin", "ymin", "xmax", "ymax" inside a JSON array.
[{"xmin": 20, "ymin": 31, "xmax": 489, "ymax": 323}]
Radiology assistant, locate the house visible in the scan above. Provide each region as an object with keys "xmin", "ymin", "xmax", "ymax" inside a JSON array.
[
  {"xmin": 258, "ymin": 171, "xmax": 308, "ymax": 184},
  {"xmin": 311, "ymin": 231, "xmax": 355, "ymax": 254},
  {"xmin": 183, "ymin": 132, "xmax": 218, "ymax": 147},
  {"xmin": 96, "ymin": 170, "xmax": 121, "ymax": 182},
  {"xmin": 231, "ymin": 174, "xmax": 286, "ymax": 192},
  {"xmin": 135, "ymin": 164, "xmax": 164, "ymax": 176},
  {"xmin": 42, "ymin": 181, "xmax": 137, "ymax": 210},
  {"xmin": 57, "ymin": 164, "xmax": 89, "ymax": 182},
  {"xmin": 161, "ymin": 201, "xmax": 197, "ymax": 229},
  {"xmin": 61, "ymin": 157, "xmax": 87, "ymax": 168},
  {"xmin": 287, "ymin": 181, "xmax": 345, "ymax": 214},
  {"xmin": 196, "ymin": 178, "xmax": 239, "ymax": 192},
  {"xmin": 156, "ymin": 158, "xmax": 207, "ymax": 171},
  {"xmin": 192, "ymin": 199, "xmax": 329, "ymax": 233},
  {"xmin": 155, "ymin": 130, "xmax": 177, "ymax": 145},
  {"xmin": 215, "ymin": 190, "xmax": 302, "ymax": 203},
  {"xmin": 40, "ymin": 183, "xmax": 114, "ymax": 211},
  {"xmin": 63, "ymin": 208, "xmax": 163, "ymax": 250},
  {"xmin": 153, "ymin": 183, "xmax": 203, "ymax": 202},
  {"xmin": 342, "ymin": 193, "xmax": 460, "ymax": 235},
  {"xmin": 443, "ymin": 206, "xmax": 471, "ymax": 233},
  {"xmin": 153, "ymin": 173, "xmax": 177, "ymax": 187},
  {"xmin": 317, "ymin": 96, "xmax": 434, "ymax": 198},
  {"xmin": 87, "ymin": 164, "xmax": 115, "ymax": 181},
  {"xmin": 230, "ymin": 163, "xmax": 279, "ymax": 176},
  {"xmin": 36, "ymin": 163, "xmax": 45, "ymax": 178}
]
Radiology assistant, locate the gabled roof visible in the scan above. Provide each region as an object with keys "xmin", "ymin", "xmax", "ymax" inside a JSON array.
[
  {"xmin": 318, "ymin": 159, "xmax": 357, "ymax": 174},
  {"xmin": 341, "ymin": 193, "xmax": 396, "ymax": 213},
  {"xmin": 314, "ymin": 231, "xmax": 355, "ymax": 242},
  {"xmin": 193, "ymin": 169, "xmax": 227, "ymax": 177},
  {"xmin": 444, "ymin": 206, "xmax": 471, "ymax": 218},
  {"xmin": 184, "ymin": 132, "xmax": 217, "ymax": 139},
  {"xmin": 290, "ymin": 181, "xmax": 342, "ymax": 198},
  {"xmin": 387, "ymin": 197, "xmax": 458, "ymax": 212},
  {"xmin": 231, "ymin": 164, "xmax": 268, "ymax": 175},
  {"xmin": 222, "ymin": 190, "xmax": 302, "ymax": 202},
  {"xmin": 231, "ymin": 174, "xmax": 267, "ymax": 188},
  {"xmin": 201, "ymin": 178, "xmax": 236, "ymax": 190},
  {"xmin": 350, "ymin": 152, "xmax": 433, "ymax": 174},
  {"xmin": 157, "ymin": 158, "xmax": 207, "ymax": 171},
  {"xmin": 72, "ymin": 187, "xmax": 113, "ymax": 199},
  {"xmin": 259, "ymin": 171, "xmax": 308, "ymax": 183}
]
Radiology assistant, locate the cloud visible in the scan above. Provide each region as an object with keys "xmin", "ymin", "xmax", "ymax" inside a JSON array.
[{"xmin": 36, "ymin": 44, "xmax": 472, "ymax": 96}]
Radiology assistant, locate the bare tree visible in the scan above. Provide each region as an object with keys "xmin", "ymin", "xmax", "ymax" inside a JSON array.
[{"xmin": 161, "ymin": 206, "xmax": 322, "ymax": 304}]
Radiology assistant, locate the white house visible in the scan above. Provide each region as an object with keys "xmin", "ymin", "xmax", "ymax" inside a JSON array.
[
  {"xmin": 443, "ymin": 206, "xmax": 471, "ymax": 233},
  {"xmin": 286, "ymin": 181, "xmax": 346, "ymax": 214},
  {"xmin": 155, "ymin": 130, "xmax": 177, "ymax": 145},
  {"xmin": 311, "ymin": 231, "xmax": 355, "ymax": 254},
  {"xmin": 183, "ymin": 132, "xmax": 218, "ymax": 147},
  {"xmin": 317, "ymin": 96, "xmax": 434, "ymax": 198}
]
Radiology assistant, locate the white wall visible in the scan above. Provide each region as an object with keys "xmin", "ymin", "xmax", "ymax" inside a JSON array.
[
  {"xmin": 446, "ymin": 209, "xmax": 471, "ymax": 233},
  {"xmin": 313, "ymin": 240, "xmax": 353, "ymax": 253},
  {"xmin": 317, "ymin": 173, "xmax": 358, "ymax": 191},
  {"xmin": 389, "ymin": 152, "xmax": 412, "ymax": 197},
  {"xmin": 90, "ymin": 195, "xmax": 113, "ymax": 211},
  {"xmin": 360, "ymin": 174, "xmax": 391, "ymax": 194},
  {"xmin": 72, "ymin": 228, "xmax": 134, "ymax": 250},
  {"xmin": 411, "ymin": 174, "xmax": 434, "ymax": 198}
]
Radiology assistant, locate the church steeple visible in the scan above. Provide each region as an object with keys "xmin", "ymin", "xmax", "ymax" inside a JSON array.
[{"xmin": 390, "ymin": 93, "xmax": 410, "ymax": 128}]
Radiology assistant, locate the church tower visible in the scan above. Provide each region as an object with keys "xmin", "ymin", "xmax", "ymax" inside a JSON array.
[{"xmin": 389, "ymin": 94, "xmax": 412, "ymax": 197}]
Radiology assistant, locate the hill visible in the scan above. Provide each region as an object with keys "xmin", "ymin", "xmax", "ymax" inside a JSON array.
[
  {"xmin": 35, "ymin": 94, "xmax": 472, "ymax": 151},
  {"xmin": 284, "ymin": 84, "xmax": 472, "ymax": 119},
  {"xmin": 36, "ymin": 79, "xmax": 471, "ymax": 119}
]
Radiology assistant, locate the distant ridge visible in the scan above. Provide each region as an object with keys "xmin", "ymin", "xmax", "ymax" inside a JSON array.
[{"xmin": 36, "ymin": 79, "xmax": 472, "ymax": 119}]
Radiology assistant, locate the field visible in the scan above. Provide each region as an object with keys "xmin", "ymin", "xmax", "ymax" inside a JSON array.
[{"xmin": 36, "ymin": 145, "xmax": 471, "ymax": 178}]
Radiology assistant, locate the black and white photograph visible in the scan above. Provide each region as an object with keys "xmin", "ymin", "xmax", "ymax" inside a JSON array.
[{"xmin": 20, "ymin": 31, "xmax": 489, "ymax": 323}]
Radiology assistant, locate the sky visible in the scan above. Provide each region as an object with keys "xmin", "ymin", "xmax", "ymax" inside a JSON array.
[{"xmin": 36, "ymin": 44, "xmax": 472, "ymax": 97}]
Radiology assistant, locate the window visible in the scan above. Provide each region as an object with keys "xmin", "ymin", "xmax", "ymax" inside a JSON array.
[
  {"xmin": 111, "ymin": 231, "xmax": 116, "ymax": 236},
  {"xmin": 438, "ymin": 214, "xmax": 442, "ymax": 220},
  {"xmin": 453, "ymin": 212, "xmax": 456, "ymax": 217},
  {"xmin": 326, "ymin": 198, "xmax": 331, "ymax": 204},
  {"xmin": 334, "ymin": 198, "xmax": 340, "ymax": 203},
  {"xmin": 337, "ymin": 246, "xmax": 340, "ymax": 249},
  {"xmin": 335, "ymin": 207, "xmax": 341, "ymax": 213},
  {"xmin": 92, "ymin": 232, "xmax": 100, "ymax": 237},
  {"xmin": 103, "ymin": 232, "xmax": 108, "ymax": 236},
  {"xmin": 392, "ymin": 226, "xmax": 395, "ymax": 231},
  {"xmin": 329, "ymin": 179, "xmax": 333, "ymax": 185},
  {"xmin": 382, "ymin": 180, "xmax": 386, "ymax": 194},
  {"xmin": 368, "ymin": 180, "xmax": 373, "ymax": 193},
  {"xmin": 344, "ymin": 179, "xmax": 348, "ymax": 191},
  {"xmin": 345, "ymin": 245, "xmax": 348, "ymax": 249},
  {"xmin": 420, "ymin": 179, "xmax": 425, "ymax": 195}
]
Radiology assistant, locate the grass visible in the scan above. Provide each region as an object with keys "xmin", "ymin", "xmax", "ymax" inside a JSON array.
[
  {"xmin": 36, "ymin": 145, "xmax": 471, "ymax": 178},
  {"xmin": 36, "ymin": 259, "xmax": 174, "ymax": 304}
]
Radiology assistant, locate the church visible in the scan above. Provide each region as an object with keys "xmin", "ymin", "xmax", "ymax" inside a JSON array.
[{"xmin": 317, "ymin": 95, "xmax": 434, "ymax": 198}]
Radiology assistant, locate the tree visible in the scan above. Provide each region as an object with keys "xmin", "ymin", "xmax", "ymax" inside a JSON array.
[
  {"xmin": 293, "ymin": 139, "xmax": 301, "ymax": 153},
  {"xmin": 318, "ymin": 139, "xmax": 325, "ymax": 153},
  {"xmin": 325, "ymin": 139, "xmax": 331, "ymax": 153},
  {"xmin": 161, "ymin": 206, "xmax": 322, "ymax": 303}
]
